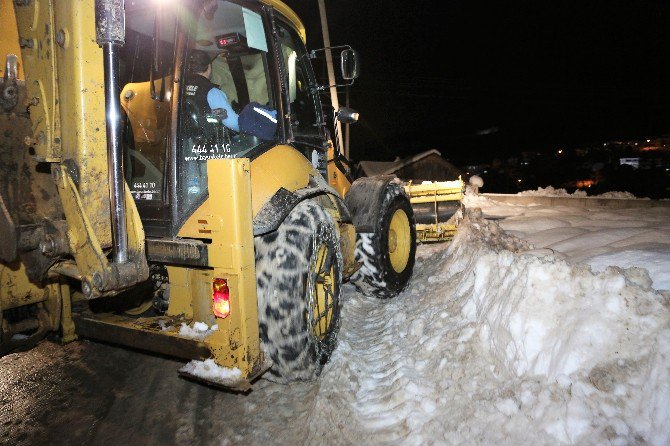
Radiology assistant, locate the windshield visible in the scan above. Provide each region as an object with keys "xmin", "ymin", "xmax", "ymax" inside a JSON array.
[{"xmin": 177, "ymin": 0, "xmax": 277, "ymax": 213}]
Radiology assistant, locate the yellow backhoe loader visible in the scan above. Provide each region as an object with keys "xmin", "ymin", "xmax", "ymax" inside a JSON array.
[{"xmin": 0, "ymin": 0, "xmax": 416, "ymax": 389}]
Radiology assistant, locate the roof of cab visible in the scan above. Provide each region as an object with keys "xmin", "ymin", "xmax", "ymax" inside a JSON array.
[{"xmin": 260, "ymin": 0, "xmax": 306, "ymax": 43}]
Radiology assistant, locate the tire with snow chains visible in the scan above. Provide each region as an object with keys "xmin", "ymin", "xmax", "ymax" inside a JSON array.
[
  {"xmin": 255, "ymin": 199, "xmax": 343, "ymax": 383},
  {"xmin": 350, "ymin": 183, "xmax": 416, "ymax": 299}
]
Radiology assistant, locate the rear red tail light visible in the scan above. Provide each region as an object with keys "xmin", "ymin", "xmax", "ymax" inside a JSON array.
[{"xmin": 212, "ymin": 278, "xmax": 231, "ymax": 319}]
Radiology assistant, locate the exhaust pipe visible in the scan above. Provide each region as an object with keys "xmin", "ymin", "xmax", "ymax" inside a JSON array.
[{"xmin": 95, "ymin": 0, "xmax": 128, "ymax": 263}]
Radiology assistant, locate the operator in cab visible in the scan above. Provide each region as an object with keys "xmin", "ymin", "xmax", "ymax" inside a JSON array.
[{"xmin": 184, "ymin": 49, "xmax": 240, "ymax": 132}]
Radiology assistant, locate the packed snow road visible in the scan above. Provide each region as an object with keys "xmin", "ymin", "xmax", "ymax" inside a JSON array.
[{"xmin": 1, "ymin": 197, "xmax": 669, "ymax": 445}]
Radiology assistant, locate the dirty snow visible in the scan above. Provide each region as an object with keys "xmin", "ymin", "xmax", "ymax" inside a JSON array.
[{"xmin": 302, "ymin": 207, "xmax": 670, "ymax": 445}]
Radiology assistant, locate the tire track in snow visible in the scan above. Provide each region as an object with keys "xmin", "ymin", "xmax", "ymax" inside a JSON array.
[
  {"xmin": 305, "ymin": 243, "xmax": 487, "ymax": 444},
  {"xmin": 303, "ymin": 218, "xmax": 560, "ymax": 445},
  {"xmin": 308, "ymin": 291, "xmax": 417, "ymax": 443}
]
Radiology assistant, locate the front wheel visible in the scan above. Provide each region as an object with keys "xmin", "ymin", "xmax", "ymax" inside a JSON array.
[
  {"xmin": 350, "ymin": 183, "xmax": 416, "ymax": 298},
  {"xmin": 255, "ymin": 200, "xmax": 343, "ymax": 383}
]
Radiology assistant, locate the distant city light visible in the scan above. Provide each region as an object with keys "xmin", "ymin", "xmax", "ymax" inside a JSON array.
[
  {"xmin": 557, "ymin": 149, "xmax": 563, "ymax": 154},
  {"xmin": 646, "ymin": 139, "xmax": 651, "ymax": 143},
  {"xmin": 576, "ymin": 179, "xmax": 595, "ymax": 188},
  {"xmin": 517, "ymin": 179, "xmax": 522, "ymax": 183}
]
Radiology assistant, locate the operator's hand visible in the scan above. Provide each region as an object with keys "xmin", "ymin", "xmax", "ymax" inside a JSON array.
[{"xmin": 211, "ymin": 108, "xmax": 228, "ymax": 119}]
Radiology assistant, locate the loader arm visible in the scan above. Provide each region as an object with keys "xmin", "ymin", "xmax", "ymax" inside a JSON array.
[{"xmin": 7, "ymin": 0, "xmax": 149, "ymax": 293}]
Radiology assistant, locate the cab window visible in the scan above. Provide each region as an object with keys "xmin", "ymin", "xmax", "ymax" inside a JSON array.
[
  {"xmin": 177, "ymin": 0, "xmax": 276, "ymax": 214},
  {"xmin": 120, "ymin": 2, "xmax": 177, "ymax": 204},
  {"xmin": 277, "ymin": 21, "xmax": 323, "ymax": 139}
]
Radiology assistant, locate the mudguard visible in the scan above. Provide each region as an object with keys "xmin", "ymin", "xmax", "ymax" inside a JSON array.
[
  {"xmin": 344, "ymin": 175, "xmax": 397, "ymax": 233},
  {"xmin": 253, "ymin": 174, "xmax": 351, "ymax": 236}
]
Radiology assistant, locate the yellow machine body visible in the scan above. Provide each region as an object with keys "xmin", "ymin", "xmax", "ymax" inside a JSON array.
[
  {"xmin": 261, "ymin": 0, "xmax": 306, "ymax": 43},
  {"xmin": 1, "ymin": 0, "xmax": 360, "ymax": 387},
  {"xmin": 1, "ymin": 0, "xmax": 124, "ymax": 352},
  {"xmin": 171, "ymin": 158, "xmax": 266, "ymax": 380},
  {"xmin": 0, "ymin": 0, "xmax": 23, "ymax": 79}
]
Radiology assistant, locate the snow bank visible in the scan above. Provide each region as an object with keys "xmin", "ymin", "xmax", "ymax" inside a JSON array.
[
  {"xmin": 454, "ymin": 214, "xmax": 670, "ymax": 444},
  {"xmin": 518, "ymin": 186, "xmax": 588, "ymax": 197},
  {"xmin": 458, "ymin": 245, "xmax": 666, "ymax": 379},
  {"xmin": 487, "ymin": 202, "xmax": 670, "ymax": 291},
  {"xmin": 596, "ymin": 191, "xmax": 639, "ymax": 199},
  {"xmin": 589, "ymin": 250, "xmax": 670, "ymax": 291},
  {"xmin": 518, "ymin": 187, "xmax": 640, "ymax": 199},
  {"xmin": 305, "ymin": 211, "xmax": 670, "ymax": 445}
]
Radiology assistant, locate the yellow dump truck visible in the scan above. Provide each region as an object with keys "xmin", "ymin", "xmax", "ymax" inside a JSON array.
[{"xmin": 0, "ymin": 0, "xmax": 416, "ymax": 388}]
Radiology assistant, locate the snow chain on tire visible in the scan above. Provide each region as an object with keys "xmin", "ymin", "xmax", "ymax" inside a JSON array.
[
  {"xmin": 350, "ymin": 182, "xmax": 416, "ymax": 299},
  {"xmin": 255, "ymin": 199, "xmax": 343, "ymax": 383}
]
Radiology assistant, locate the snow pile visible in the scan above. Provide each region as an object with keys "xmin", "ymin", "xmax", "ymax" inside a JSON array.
[
  {"xmin": 463, "ymin": 189, "xmax": 509, "ymax": 212},
  {"xmin": 589, "ymin": 253, "xmax": 670, "ymax": 291},
  {"xmin": 467, "ymin": 175, "xmax": 484, "ymax": 196},
  {"xmin": 466, "ymin": 257, "xmax": 667, "ymax": 379},
  {"xmin": 517, "ymin": 187, "xmax": 641, "ymax": 199},
  {"xmin": 469, "ymin": 175, "xmax": 484, "ymax": 188},
  {"xmin": 454, "ymin": 218, "xmax": 670, "ymax": 443},
  {"xmin": 304, "ymin": 212, "xmax": 670, "ymax": 445},
  {"xmin": 178, "ymin": 322, "xmax": 218, "ymax": 341},
  {"xmin": 490, "ymin": 203, "xmax": 670, "ymax": 291},
  {"xmin": 518, "ymin": 186, "xmax": 588, "ymax": 197},
  {"xmin": 595, "ymin": 191, "xmax": 638, "ymax": 199}
]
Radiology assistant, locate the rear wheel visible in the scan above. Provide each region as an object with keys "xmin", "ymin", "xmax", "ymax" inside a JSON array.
[
  {"xmin": 350, "ymin": 183, "xmax": 416, "ymax": 298},
  {"xmin": 255, "ymin": 200, "xmax": 343, "ymax": 383}
]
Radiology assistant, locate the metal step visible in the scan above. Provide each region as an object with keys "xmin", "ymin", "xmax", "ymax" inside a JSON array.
[{"xmin": 73, "ymin": 311, "xmax": 211, "ymax": 360}]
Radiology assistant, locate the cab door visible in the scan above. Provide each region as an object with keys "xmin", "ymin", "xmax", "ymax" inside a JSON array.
[
  {"xmin": 273, "ymin": 16, "xmax": 330, "ymax": 177},
  {"xmin": 174, "ymin": 0, "xmax": 283, "ymax": 232},
  {"xmin": 120, "ymin": 1, "xmax": 179, "ymax": 237}
]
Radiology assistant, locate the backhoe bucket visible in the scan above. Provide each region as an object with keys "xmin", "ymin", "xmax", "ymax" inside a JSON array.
[{"xmin": 404, "ymin": 178, "xmax": 465, "ymax": 242}]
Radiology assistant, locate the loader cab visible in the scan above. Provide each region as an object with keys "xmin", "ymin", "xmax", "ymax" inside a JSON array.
[{"xmin": 120, "ymin": 0, "xmax": 329, "ymax": 237}]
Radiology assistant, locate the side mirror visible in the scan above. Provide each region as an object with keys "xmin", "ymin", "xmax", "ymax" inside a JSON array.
[
  {"xmin": 336, "ymin": 106, "xmax": 359, "ymax": 124},
  {"xmin": 309, "ymin": 45, "xmax": 360, "ymax": 89},
  {"xmin": 340, "ymin": 49, "xmax": 359, "ymax": 80}
]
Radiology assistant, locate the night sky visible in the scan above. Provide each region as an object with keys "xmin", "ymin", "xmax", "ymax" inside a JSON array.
[{"xmin": 283, "ymin": 0, "xmax": 670, "ymax": 165}]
